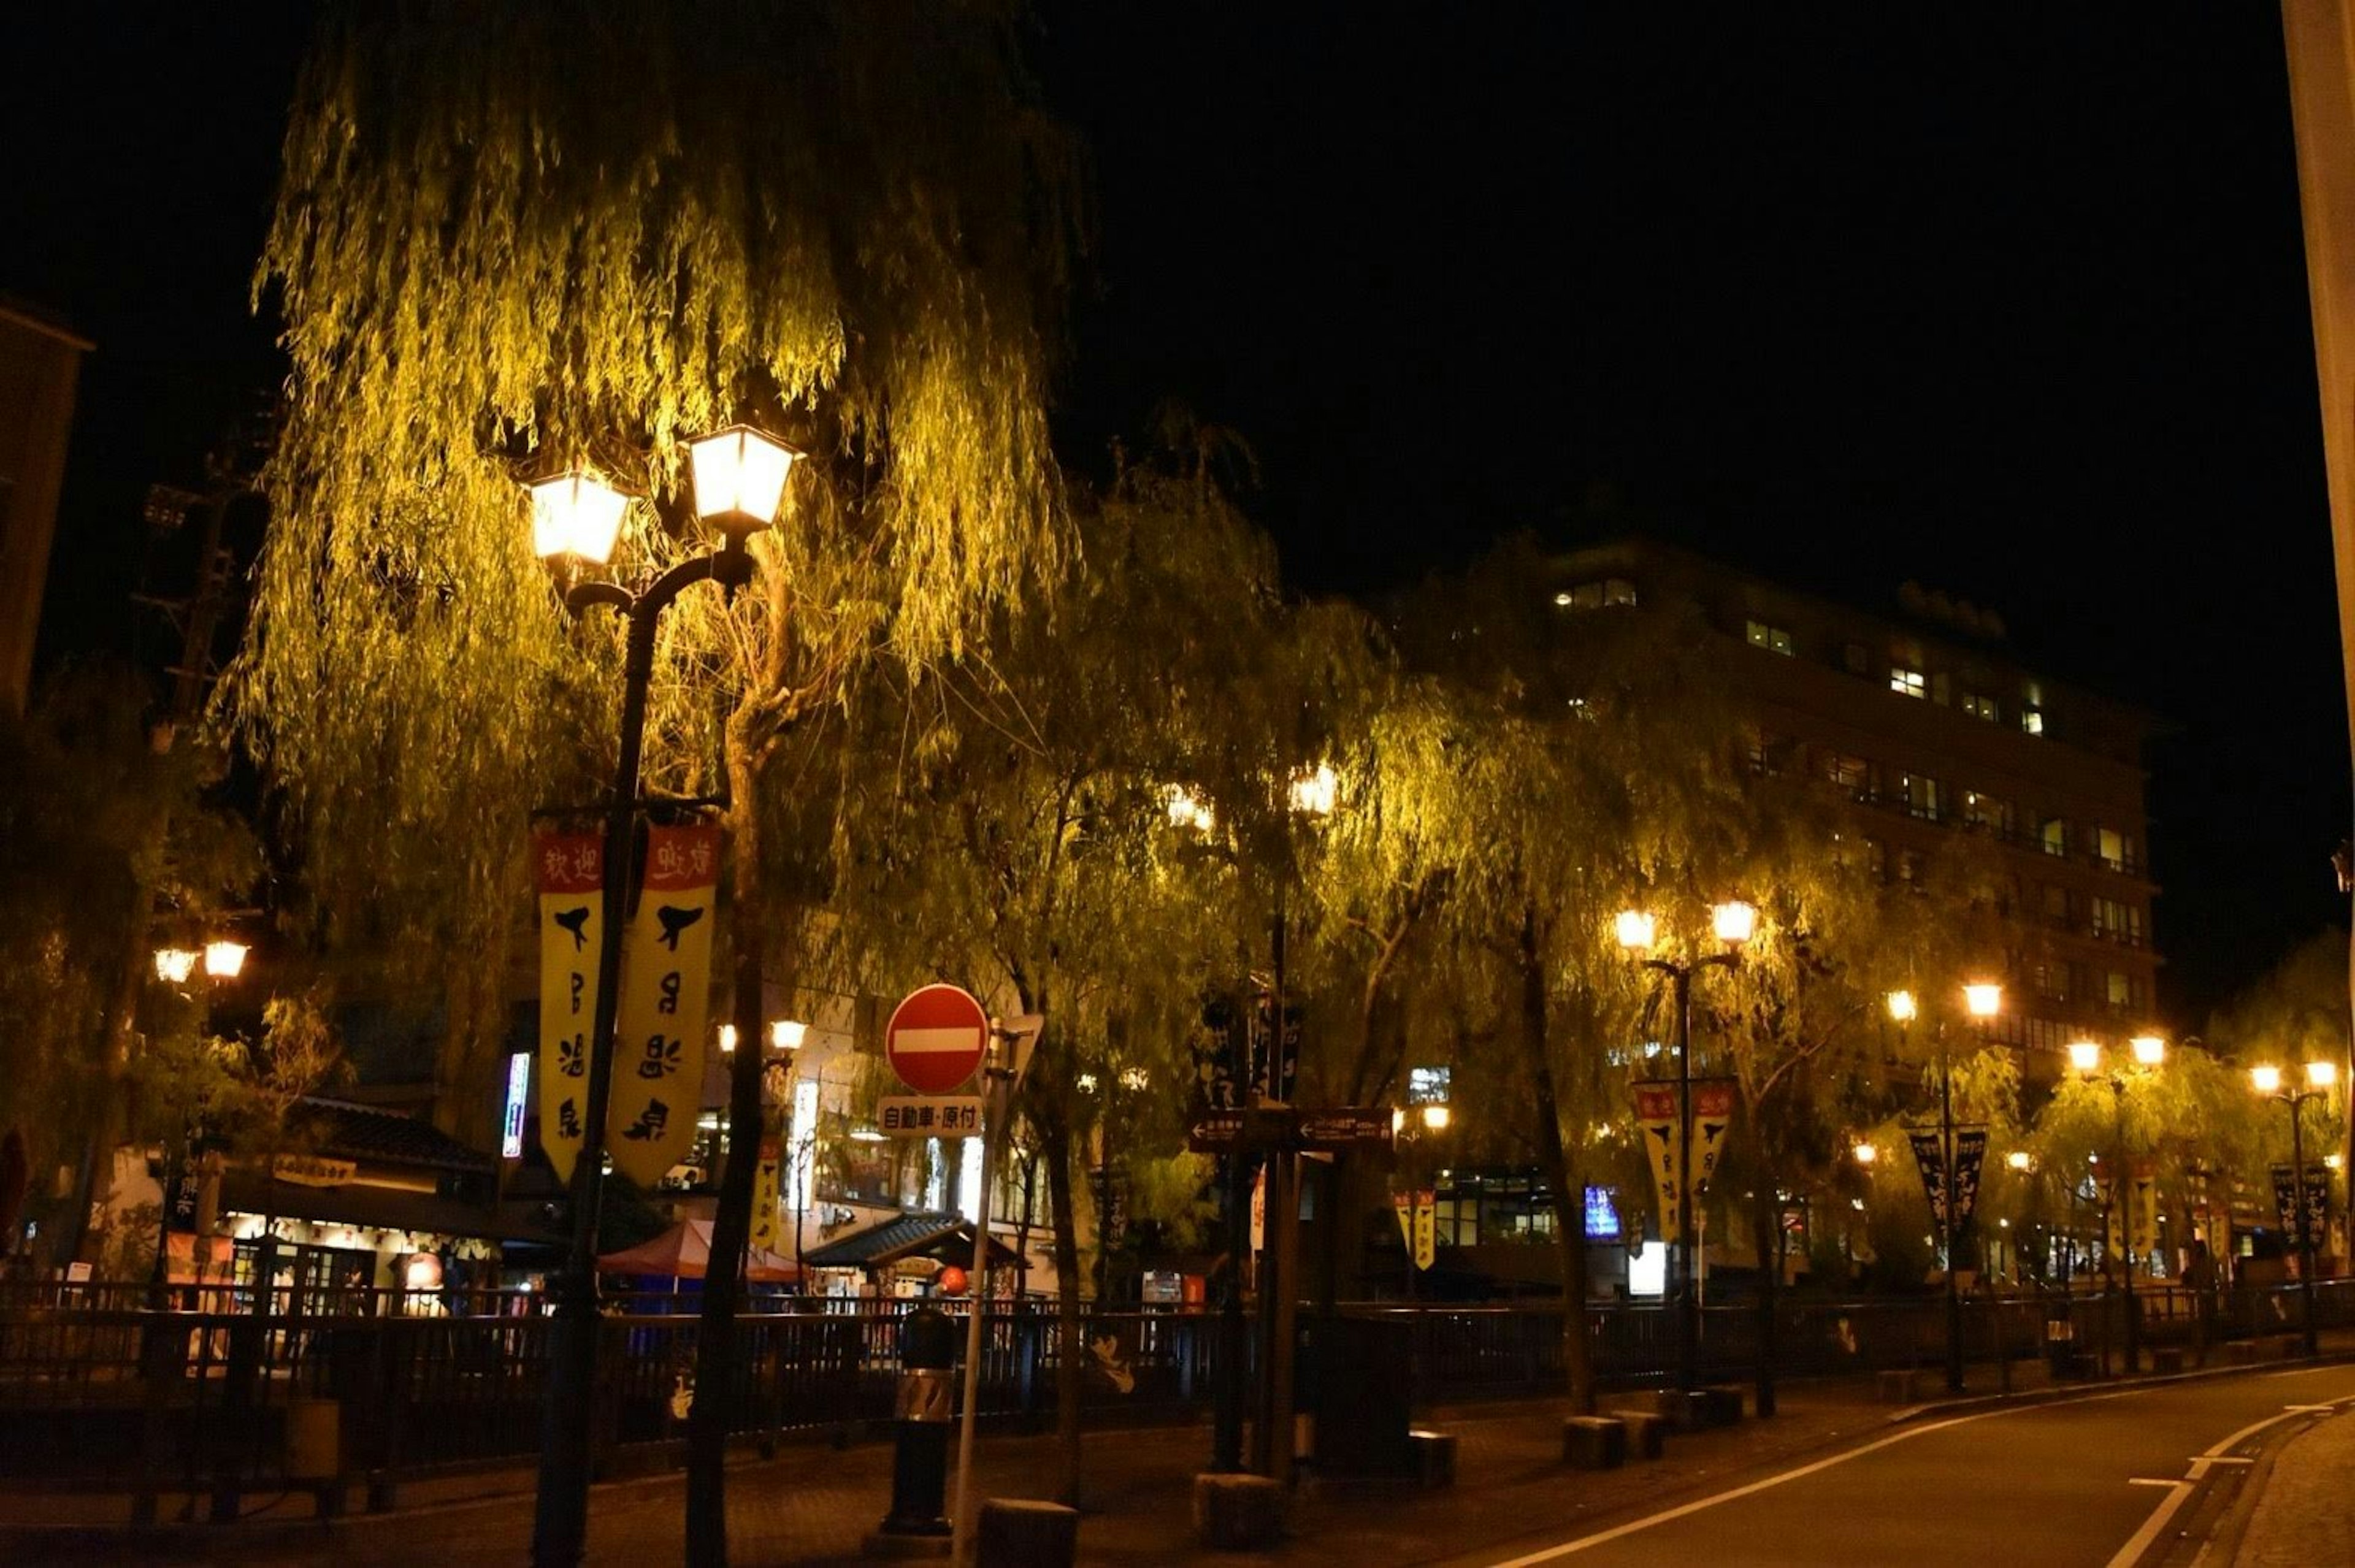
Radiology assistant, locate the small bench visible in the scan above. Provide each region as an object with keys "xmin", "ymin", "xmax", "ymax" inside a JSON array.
[
  {"xmin": 1607, "ymin": 1409, "xmax": 1669, "ymax": 1460},
  {"xmin": 1408, "ymin": 1428, "xmax": 1457, "ymax": 1490},
  {"xmin": 1694, "ymin": 1386, "xmax": 1745, "ymax": 1428},
  {"xmin": 1561, "ymin": 1415, "xmax": 1628, "ymax": 1470}
]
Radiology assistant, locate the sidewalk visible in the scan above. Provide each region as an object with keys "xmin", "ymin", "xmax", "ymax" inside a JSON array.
[
  {"xmin": 0, "ymin": 1374, "xmax": 2009, "ymax": 1566},
  {"xmin": 2, "ymin": 1346, "xmax": 2335, "ymax": 1566},
  {"xmin": 2231, "ymin": 1405, "xmax": 2355, "ymax": 1568}
]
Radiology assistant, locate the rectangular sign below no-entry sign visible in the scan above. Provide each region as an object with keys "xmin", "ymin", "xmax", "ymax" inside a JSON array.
[
  {"xmin": 1296, "ymin": 1107, "xmax": 1393, "ymax": 1152},
  {"xmin": 878, "ymin": 1096, "xmax": 984, "ymax": 1139}
]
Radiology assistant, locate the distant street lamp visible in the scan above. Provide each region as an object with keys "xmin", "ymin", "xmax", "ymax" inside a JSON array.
[
  {"xmin": 145, "ymin": 933, "xmax": 251, "ymax": 1307},
  {"xmin": 2072, "ymin": 1035, "xmax": 2167, "ymax": 1375},
  {"xmin": 526, "ymin": 423, "xmax": 799, "ymax": 1568},
  {"xmin": 2250, "ymin": 1059, "xmax": 2337, "ymax": 1356},
  {"xmin": 1617, "ymin": 901, "xmax": 1753, "ymax": 1393}
]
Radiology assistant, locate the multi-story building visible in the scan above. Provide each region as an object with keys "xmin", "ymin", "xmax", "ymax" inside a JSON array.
[
  {"xmin": 1549, "ymin": 537, "xmax": 2164, "ymax": 1073},
  {"xmin": 0, "ymin": 296, "xmax": 90, "ymax": 719}
]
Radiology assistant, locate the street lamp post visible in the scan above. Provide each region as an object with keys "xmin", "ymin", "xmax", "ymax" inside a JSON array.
[
  {"xmin": 2070, "ymin": 1035, "xmax": 2165, "ymax": 1377},
  {"xmin": 526, "ymin": 427, "xmax": 798, "ymax": 1568},
  {"xmin": 2250, "ymin": 1060, "xmax": 2337, "ymax": 1356},
  {"xmin": 1616, "ymin": 900, "xmax": 1753, "ymax": 1394},
  {"xmin": 144, "ymin": 939, "xmax": 250, "ymax": 1308}
]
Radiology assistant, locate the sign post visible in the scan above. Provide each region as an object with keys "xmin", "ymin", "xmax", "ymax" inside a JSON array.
[{"xmin": 948, "ymin": 1013, "xmax": 1041, "ymax": 1566}]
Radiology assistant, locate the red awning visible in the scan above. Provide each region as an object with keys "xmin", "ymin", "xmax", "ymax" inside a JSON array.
[{"xmin": 597, "ymin": 1218, "xmax": 801, "ymax": 1283}]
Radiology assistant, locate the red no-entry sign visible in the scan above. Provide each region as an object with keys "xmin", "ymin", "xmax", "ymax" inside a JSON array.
[{"xmin": 884, "ymin": 983, "xmax": 990, "ymax": 1094}]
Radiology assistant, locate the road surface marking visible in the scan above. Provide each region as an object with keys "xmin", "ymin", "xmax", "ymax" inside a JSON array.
[
  {"xmin": 1484, "ymin": 1390, "xmax": 2143, "ymax": 1566},
  {"xmin": 2283, "ymin": 1403, "xmax": 2338, "ymax": 1412},
  {"xmin": 2102, "ymin": 1480, "xmax": 2194, "ymax": 1567},
  {"xmin": 2127, "ymin": 1478, "xmax": 2177, "ymax": 1486},
  {"xmin": 1484, "ymin": 1385, "xmax": 2355, "ymax": 1568},
  {"xmin": 2104, "ymin": 1396, "xmax": 2355, "ymax": 1568}
]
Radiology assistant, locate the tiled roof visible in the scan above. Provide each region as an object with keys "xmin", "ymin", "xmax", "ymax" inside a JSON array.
[
  {"xmin": 802, "ymin": 1212, "xmax": 1024, "ymax": 1271},
  {"xmin": 292, "ymin": 1097, "xmax": 496, "ymax": 1175}
]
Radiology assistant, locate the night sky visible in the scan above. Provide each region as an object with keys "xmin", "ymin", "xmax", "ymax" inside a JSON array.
[{"xmin": 4, "ymin": 8, "xmax": 2345, "ymax": 1021}]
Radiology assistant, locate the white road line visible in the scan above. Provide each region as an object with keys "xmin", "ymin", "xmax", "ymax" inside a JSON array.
[
  {"xmin": 2105, "ymin": 1396, "xmax": 2355, "ymax": 1568},
  {"xmin": 1482, "ymin": 1390, "xmax": 2140, "ymax": 1567},
  {"xmin": 2127, "ymin": 1478, "xmax": 2178, "ymax": 1487},
  {"xmin": 1482, "ymin": 1385, "xmax": 2355, "ymax": 1568},
  {"xmin": 2102, "ymin": 1481, "xmax": 2194, "ymax": 1567}
]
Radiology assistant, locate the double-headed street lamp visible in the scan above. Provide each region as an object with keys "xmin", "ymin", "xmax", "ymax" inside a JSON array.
[
  {"xmin": 2250, "ymin": 1059, "xmax": 2337, "ymax": 1356},
  {"xmin": 526, "ymin": 423, "xmax": 800, "ymax": 1568},
  {"xmin": 1616, "ymin": 899, "xmax": 1754, "ymax": 1394},
  {"xmin": 2069, "ymin": 1034, "xmax": 2165, "ymax": 1376},
  {"xmin": 1885, "ymin": 982, "xmax": 2000, "ymax": 1394}
]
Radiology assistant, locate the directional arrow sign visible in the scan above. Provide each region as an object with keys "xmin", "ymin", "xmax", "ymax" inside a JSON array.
[
  {"xmin": 1296, "ymin": 1106, "xmax": 1394, "ymax": 1152},
  {"xmin": 1188, "ymin": 1112, "xmax": 1249, "ymax": 1153}
]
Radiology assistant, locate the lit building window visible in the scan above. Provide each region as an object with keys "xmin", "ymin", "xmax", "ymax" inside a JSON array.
[
  {"xmin": 2039, "ymin": 817, "xmax": 2069, "ymax": 857},
  {"xmin": 1555, "ymin": 579, "xmax": 1636, "ymax": 613},
  {"xmin": 2020, "ymin": 708, "xmax": 2045, "ymax": 736},
  {"xmin": 1890, "ymin": 667, "xmax": 1927, "ymax": 700},
  {"xmin": 2096, "ymin": 827, "xmax": 2131, "ymax": 872},
  {"xmin": 1962, "ymin": 790, "xmax": 2012, "ymax": 834},
  {"xmin": 2020, "ymin": 679, "xmax": 2045, "ymax": 735},
  {"xmin": 2107, "ymin": 971, "xmax": 2132, "ymax": 1007},
  {"xmin": 1962, "ymin": 692, "xmax": 1999, "ymax": 722},
  {"xmin": 1745, "ymin": 620, "xmax": 1795, "ymax": 656},
  {"xmin": 1899, "ymin": 773, "xmax": 1942, "ymax": 821},
  {"xmin": 1825, "ymin": 751, "xmax": 1874, "ymax": 797}
]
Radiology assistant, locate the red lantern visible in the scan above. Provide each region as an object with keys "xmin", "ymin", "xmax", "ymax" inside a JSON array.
[{"xmin": 937, "ymin": 1266, "xmax": 970, "ymax": 1296}]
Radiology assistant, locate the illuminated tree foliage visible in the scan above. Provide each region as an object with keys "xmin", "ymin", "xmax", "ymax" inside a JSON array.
[
  {"xmin": 229, "ymin": 0, "xmax": 1079, "ymax": 1035},
  {"xmin": 230, "ymin": 7, "xmax": 1079, "ymax": 1556},
  {"xmin": 825, "ymin": 453, "xmax": 1289, "ymax": 1501}
]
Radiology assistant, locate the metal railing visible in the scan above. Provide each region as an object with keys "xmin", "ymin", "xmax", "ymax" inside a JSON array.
[{"xmin": 3, "ymin": 1280, "xmax": 2347, "ymax": 1494}]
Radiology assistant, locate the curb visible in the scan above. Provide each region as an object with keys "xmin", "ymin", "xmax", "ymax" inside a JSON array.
[{"xmin": 1883, "ymin": 1348, "xmax": 2355, "ymax": 1426}]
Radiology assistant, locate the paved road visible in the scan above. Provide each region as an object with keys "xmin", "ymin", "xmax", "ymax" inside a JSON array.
[{"xmin": 1464, "ymin": 1367, "xmax": 2355, "ymax": 1568}]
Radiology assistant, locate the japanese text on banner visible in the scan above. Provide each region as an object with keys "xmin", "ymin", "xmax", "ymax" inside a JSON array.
[
  {"xmin": 607, "ymin": 823, "xmax": 722, "ymax": 1188},
  {"xmin": 534, "ymin": 832, "xmax": 604, "ymax": 1184}
]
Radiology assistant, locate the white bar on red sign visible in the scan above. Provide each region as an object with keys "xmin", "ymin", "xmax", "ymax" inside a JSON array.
[{"xmin": 892, "ymin": 1027, "xmax": 985, "ymax": 1054}]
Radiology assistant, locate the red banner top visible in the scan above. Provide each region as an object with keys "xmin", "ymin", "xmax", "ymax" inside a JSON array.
[
  {"xmin": 641, "ymin": 824, "xmax": 723, "ymax": 890},
  {"xmin": 534, "ymin": 832, "xmax": 604, "ymax": 896}
]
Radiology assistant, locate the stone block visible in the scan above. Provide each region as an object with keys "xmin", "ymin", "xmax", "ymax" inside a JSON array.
[
  {"xmin": 1407, "ymin": 1428, "xmax": 1457, "ymax": 1490},
  {"xmin": 977, "ymin": 1499, "xmax": 1079, "ymax": 1567},
  {"xmin": 1877, "ymin": 1369, "xmax": 1926, "ymax": 1404},
  {"xmin": 1696, "ymin": 1386, "xmax": 1744, "ymax": 1427},
  {"xmin": 1608, "ymin": 1410, "xmax": 1668, "ymax": 1460},
  {"xmin": 1561, "ymin": 1415, "xmax": 1628, "ymax": 1470},
  {"xmin": 2149, "ymin": 1347, "xmax": 2186, "ymax": 1375},
  {"xmin": 1193, "ymin": 1472, "xmax": 1284, "ymax": 1551}
]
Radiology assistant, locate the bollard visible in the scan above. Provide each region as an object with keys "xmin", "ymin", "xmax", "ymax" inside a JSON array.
[{"xmin": 878, "ymin": 1306, "xmax": 957, "ymax": 1540}]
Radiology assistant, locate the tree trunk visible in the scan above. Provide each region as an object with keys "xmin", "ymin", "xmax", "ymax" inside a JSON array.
[
  {"xmin": 686, "ymin": 772, "xmax": 772, "ymax": 1567},
  {"xmin": 1749, "ymin": 1178, "xmax": 1780, "ymax": 1418},
  {"xmin": 1037, "ymin": 1101, "xmax": 1086, "ymax": 1505},
  {"xmin": 1521, "ymin": 909, "xmax": 1593, "ymax": 1413}
]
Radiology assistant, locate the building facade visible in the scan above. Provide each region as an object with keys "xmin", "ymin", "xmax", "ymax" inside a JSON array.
[
  {"xmin": 0, "ymin": 298, "xmax": 90, "ymax": 719},
  {"xmin": 1550, "ymin": 538, "xmax": 2164, "ymax": 1070}
]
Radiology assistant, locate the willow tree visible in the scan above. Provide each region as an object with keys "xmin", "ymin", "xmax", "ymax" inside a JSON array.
[
  {"xmin": 1382, "ymin": 540, "xmax": 1750, "ymax": 1412},
  {"xmin": 825, "ymin": 453, "xmax": 1281, "ymax": 1501},
  {"xmin": 230, "ymin": 5, "xmax": 1079, "ymax": 1558}
]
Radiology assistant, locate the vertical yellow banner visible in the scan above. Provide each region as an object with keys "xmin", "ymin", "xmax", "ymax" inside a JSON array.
[
  {"xmin": 2129, "ymin": 1161, "xmax": 2159, "ymax": 1256},
  {"xmin": 751, "ymin": 1138, "xmax": 782, "ymax": 1252},
  {"xmin": 607, "ymin": 823, "xmax": 722, "ymax": 1188},
  {"xmin": 534, "ymin": 832, "xmax": 605, "ymax": 1185},
  {"xmin": 1412, "ymin": 1189, "xmax": 1436, "ymax": 1271},
  {"xmin": 1635, "ymin": 1082, "xmax": 1683, "ymax": 1244}
]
